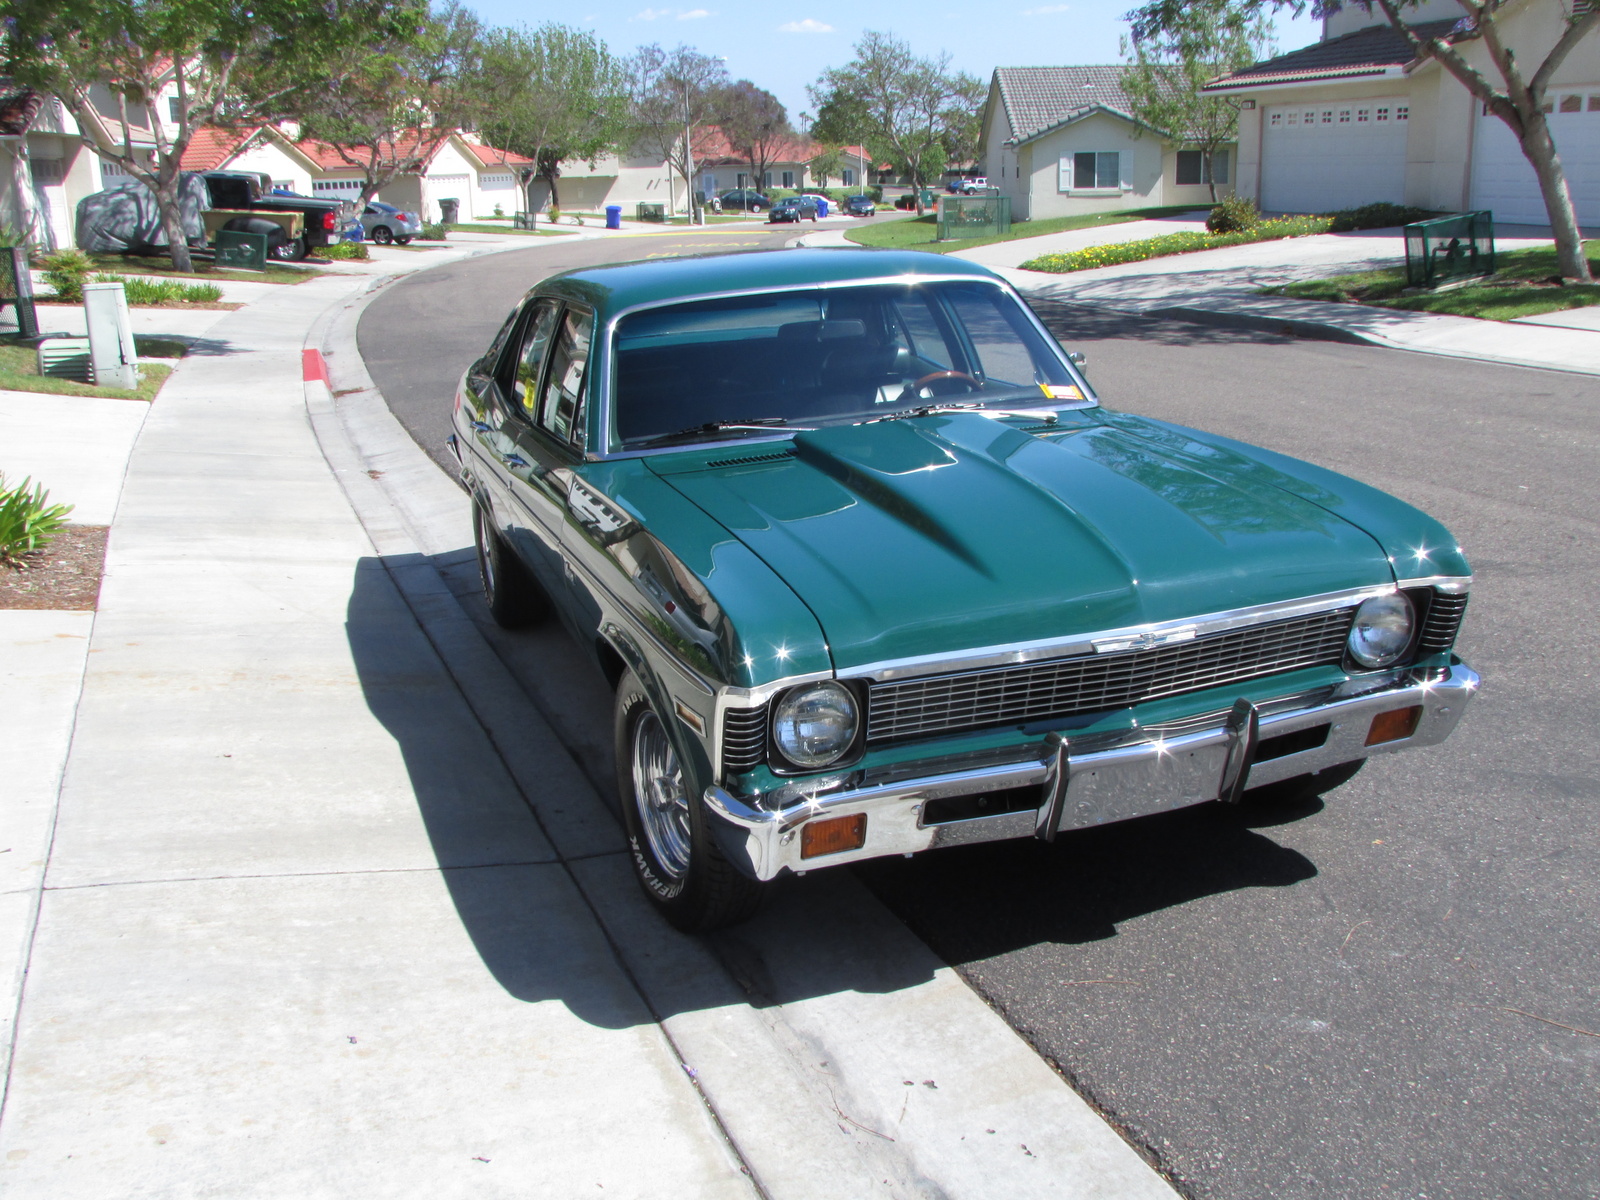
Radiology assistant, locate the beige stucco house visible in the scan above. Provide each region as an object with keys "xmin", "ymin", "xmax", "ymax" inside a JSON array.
[
  {"xmin": 978, "ymin": 66, "xmax": 1235, "ymax": 221},
  {"xmin": 1204, "ymin": 0, "xmax": 1600, "ymax": 224}
]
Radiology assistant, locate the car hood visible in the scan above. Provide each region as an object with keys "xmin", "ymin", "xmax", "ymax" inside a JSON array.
[{"xmin": 651, "ymin": 412, "xmax": 1397, "ymax": 672}]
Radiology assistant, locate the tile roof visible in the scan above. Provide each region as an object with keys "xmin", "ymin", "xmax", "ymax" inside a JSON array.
[
  {"xmin": 693, "ymin": 127, "xmax": 870, "ymax": 168},
  {"xmin": 1205, "ymin": 18, "xmax": 1463, "ymax": 89},
  {"xmin": 993, "ymin": 67, "xmax": 1139, "ymax": 143},
  {"xmin": 294, "ymin": 133, "xmax": 430, "ymax": 171},
  {"xmin": 180, "ymin": 125, "xmax": 257, "ymax": 170},
  {"xmin": 462, "ymin": 141, "xmax": 534, "ymax": 167}
]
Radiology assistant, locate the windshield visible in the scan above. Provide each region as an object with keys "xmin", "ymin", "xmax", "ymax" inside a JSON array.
[{"xmin": 612, "ymin": 281, "xmax": 1085, "ymax": 448}]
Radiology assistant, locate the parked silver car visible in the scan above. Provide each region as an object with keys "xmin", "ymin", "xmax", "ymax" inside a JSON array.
[{"xmin": 359, "ymin": 200, "xmax": 421, "ymax": 244}]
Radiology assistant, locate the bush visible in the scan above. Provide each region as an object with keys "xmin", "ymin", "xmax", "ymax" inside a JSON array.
[
  {"xmin": 1327, "ymin": 202, "xmax": 1435, "ymax": 232},
  {"xmin": 1207, "ymin": 196, "xmax": 1261, "ymax": 234},
  {"xmin": 40, "ymin": 248, "xmax": 95, "ymax": 302},
  {"xmin": 92, "ymin": 273, "xmax": 222, "ymax": 305},
  {"xmin": 493, "ymin": 203, "xmax": 504, "ymax": 217},
  {"xmin": 420, "ymin": 221, "xmax": 449, "ymax": 241},
  {"xmin": 0, "ymin": 474, "xmax": 73, "ymax": 566},
  {"xmin": 1021, "ymin": 215, "xmax": 1333, "ymax": 274},
  {"xmin": 315, "ymin": 241, "xmax": 370, "ymax": 261}
]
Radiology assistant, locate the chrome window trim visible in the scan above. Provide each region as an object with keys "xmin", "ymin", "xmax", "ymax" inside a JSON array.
[
  {"xmin": 591, "ymin": 273, "xmax": 1097, "ymax": 459},
  {"xmin": 845, "ymin": 583, "xmax": 1398, "ymax": 684},
  {"xmin": 1396, "ymin": 574, "xmax": 1472, "ymax": 594}
]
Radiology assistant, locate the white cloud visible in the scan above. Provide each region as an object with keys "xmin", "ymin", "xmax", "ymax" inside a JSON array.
[
  {"xmin": 1021, "ymin": 3, "xmax": 1070, "ymax": 12},
  {"xmin": 778, "ymin": 17, "xmax": 834, "ymax": 32},
  {"xmin": 677, "ymin": 7, "xmax": 711, "ymax": 16},
  {"xmin": 631, "ymin": 7, "xmax": 671, "ymax": 19}
]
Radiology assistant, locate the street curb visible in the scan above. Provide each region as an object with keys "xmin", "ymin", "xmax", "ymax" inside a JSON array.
[{"xmin": 1140, "ymin": 304, "xmax": 1372, "ymax": 345}]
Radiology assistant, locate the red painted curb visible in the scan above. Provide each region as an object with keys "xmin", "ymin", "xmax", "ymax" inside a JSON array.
[{"xmin": 302, "ymin": 348, "xmax": 330, "ymax": 384}]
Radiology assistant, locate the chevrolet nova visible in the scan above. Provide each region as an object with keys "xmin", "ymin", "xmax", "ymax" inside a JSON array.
[{"xmin": 447, "ymin": 249, "xmax": 1477, "ymax": 931}]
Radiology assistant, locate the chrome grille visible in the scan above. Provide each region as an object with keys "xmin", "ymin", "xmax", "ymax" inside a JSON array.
[
  {"xmin": 721, "ymin": 704, "xmax": 768, "ymax": 774},
  {"xmin": 866, "ymin": 608, "xmax": 1358, "ymax": 744},
  {"xmin": 1413, "ymin": 589, "xmax": 1468, "ymax": 656}
]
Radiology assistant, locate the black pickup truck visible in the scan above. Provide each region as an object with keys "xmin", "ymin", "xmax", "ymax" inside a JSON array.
[{"xmin": 202, "ymin": 171, "xmax": 343, "ymax": 261}]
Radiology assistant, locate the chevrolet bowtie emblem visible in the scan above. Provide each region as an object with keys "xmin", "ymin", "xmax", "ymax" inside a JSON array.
[{"xmin": 1092, "ymin": 627, "xmax": 1198, "ymax": 654}]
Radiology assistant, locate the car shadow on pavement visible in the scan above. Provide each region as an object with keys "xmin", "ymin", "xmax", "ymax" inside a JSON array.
[
  {"xmin": 853, "ymin": 798, "xmax": 1319, "ymax": 962},
  {"xmin": 1029, "ymin": 299, "xmax": 1298, "ymax": 350}
]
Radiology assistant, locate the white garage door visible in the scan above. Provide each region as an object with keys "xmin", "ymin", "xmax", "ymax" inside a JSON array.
[
  {"xmin": 1261, "ymin": 98, "xmax": 1410, "ymax": 213},
  {"xmin": 1470, "ymin": 87, "xmax": 1600, "ymax": 226}
]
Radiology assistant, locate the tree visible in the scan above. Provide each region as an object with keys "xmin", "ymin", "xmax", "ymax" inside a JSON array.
[
  {"xmin": 718, "ymin": 80, "xmax": 789, "ymax": 193},
  {"xmin": 282, "ymin": 2, "xmax": 482, "ymax": 213},
  {"xmin": 470, "ymin": 23, "xmax": 629, "ymax": 211},
  {"xmin": 807, "ymin": 144, "xmax": 848, "ymax": 188},
  {"xmin": 1122, "ymin": 0, "xmax": 1275, "ymax": 201},
  {"xmin": 4, "ymin": 0, "xmax": 419, "ymax": 271},
  {"xmin": 1128, "ymin": 0, "xmax": 1600, "ymax": 281},
  {"xmin": 628, "ymin": 44, "xmax": 729, "ymax": 221},
  {"xmin": 809, "ymin": 32, "xmax": 983, "ymax": 213}
]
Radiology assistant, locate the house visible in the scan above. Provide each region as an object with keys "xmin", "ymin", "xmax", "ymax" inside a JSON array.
[
  {"xmin": 978, "ymin": 66, "xmax": 1234, "ymax": 221},
  {"xmin": 179, "ymin": 125, "xmax": 319, "ymax": 195},
  {"xmin": 295, "ymin": 131, "xmax": 533, "ymax": 221},
  {"xmin": 1202, "ymin": 0, "xmax": 1600, "ymax": 223}
]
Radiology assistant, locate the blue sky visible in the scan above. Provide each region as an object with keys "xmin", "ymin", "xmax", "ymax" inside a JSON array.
[{"xmin": 462, "ymin": 0, "xmax": 1323, "ymax": 129}]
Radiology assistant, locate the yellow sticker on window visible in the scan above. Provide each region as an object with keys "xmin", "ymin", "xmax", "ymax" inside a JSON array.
[{"xmin": 1039, "ymin": 383, "xmax": 1083, "ymax": 401}]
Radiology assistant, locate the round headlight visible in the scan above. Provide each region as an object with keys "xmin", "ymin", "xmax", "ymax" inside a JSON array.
[
  {"xmin": 1348, "ymin": 594, "xmax": 1414, "ymax": 668},
  {"xmin": 772, "ymin": 682, "xmax": 859, "ymax": 769}
]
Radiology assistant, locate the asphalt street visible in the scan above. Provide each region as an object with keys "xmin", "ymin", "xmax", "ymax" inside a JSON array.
[{"xmin": 360, "ymin": 233, "xmax": 1600, "ymax": 1200}]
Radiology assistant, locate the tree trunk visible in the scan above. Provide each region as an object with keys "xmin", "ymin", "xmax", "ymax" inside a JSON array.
[
  {"xmin": 1518, "ymin": 110, "xmax": 1592, "ymax": 282},
  {"xmin": 358, "ymin": 178, "xmax": 383, "ymax": 209},
  {"xmin": 154, "ymin": 173, "xmax": 194, "ymax": 273}
]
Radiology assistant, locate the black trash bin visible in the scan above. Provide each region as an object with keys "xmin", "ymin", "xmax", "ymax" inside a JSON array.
[{"xmin": 437, "ymin": 197, "xmax": 459, "ymax": 225}]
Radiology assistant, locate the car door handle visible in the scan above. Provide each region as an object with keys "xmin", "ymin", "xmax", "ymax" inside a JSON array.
[{"xmin": 470, "ymin": 421, "xmax": 491, "ymax": 433}]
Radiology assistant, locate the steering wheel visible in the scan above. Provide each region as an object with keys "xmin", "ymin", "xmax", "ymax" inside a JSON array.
[{"xmin": 911, "ymin": 370, "xmax": 983, "ymax": 399}]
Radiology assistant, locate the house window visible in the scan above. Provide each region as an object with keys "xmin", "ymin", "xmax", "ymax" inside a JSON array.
[
  {"xmin": 1303, "ymin": 111, "xmax": 1315, "ymax": 125},
  {"xmin": 1559, "ymin": 94, "xmax": 1582, "ymax": 113},
  {"xmin": 736, "ymin": 173, "xmax": 747, "ymax": 188},
  {"xmin": 1322, "ymin": 110, "xmax": 1333, "ymax": 124},
  {"xmin": 1175, "ymin": 150, "xmax": 1228, "ymax": 186},
  {"xmin": 842, "ymin": 168, "xmax": 855, "ymax": 185},
  {"xmin": 1063, "ymin": 151, "xmax": 1120, "ymax": 190},
  {"xmin": 33, "ymin": 158, "xmax": 64, "ymax": 185},
  {"xmin": 781, "ymin": 170, "xmax": 795, "ymax": 188},
  {"xmin": 1396, "ymin": 105, "xmax": 1409, "ymax": 120},
  {"xmin": 168, "ymin": 97, "xmax": 182, "ymax": 123},
  {"xmin": 1590, "ymin": 95, "xmax": 1600, "ymax": 111},
  {"xmin": 763, "ymin": 171, "xmax": 773, "ymax": 186},
  {"xmin": 1356, "ymin": 108, "xmax": 1370, "ymax": 122},
  {"xmin": 1377, "ymin": 107, "xmax": 1389, "ymax": 121},
  {"xmin": 101, "ymin": 160, "xmax": 131, "ymax": 180},
  {"xmin": 1338, "ymin": 109, "xmax": 1351, "ymax": 123},
  {"xmin": 1270, "ymin": 112, "xmax": 1283, "ymax": 126}
]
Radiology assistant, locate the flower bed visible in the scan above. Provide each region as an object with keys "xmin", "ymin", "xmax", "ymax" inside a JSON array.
[{"xmin": 1020, "ymin": 216, "xmax": 1334, "ymax": 273}]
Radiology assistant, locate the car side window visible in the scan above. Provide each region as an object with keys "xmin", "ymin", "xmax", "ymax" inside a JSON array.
[
  {"xmin": 507, "ymin": 299, "xmax": 562, "ymax": 417},
  {"xmin": 538, "ymin": 307, "xmax": 594, "ymax": 447},
  {"xmin": 891, "ymin": 292, "xmax": 956, "ymax": 372}
]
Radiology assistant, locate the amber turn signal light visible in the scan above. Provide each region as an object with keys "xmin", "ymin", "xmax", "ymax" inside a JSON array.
[
  {"xmin": 800, "ymin": 814, "xmax": 867, "ymax": 859},
  {"xmin": 1366, "ymin": 706, "xmax": 1422, "ymax": 746}
]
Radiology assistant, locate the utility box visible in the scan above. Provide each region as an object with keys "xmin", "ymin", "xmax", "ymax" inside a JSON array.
[
  {"xmin": 1404, "ymin": 211, "xmax": 1495, "ymax": 288},
  {"xmin": 217, "ymin": 229, "xmax": 269, "ymax": 270},
  {"xmin": 83, "ymin": 281, "xmax": 140, "ymax": 390}
]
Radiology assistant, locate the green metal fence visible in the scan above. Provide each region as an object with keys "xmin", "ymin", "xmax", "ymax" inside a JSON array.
[
  {"xmin": 1404, "ymin": 211, "xmax": 1494, "ymax": 288},
  {"xmin": 0, "ymin": 245, "xmax": 39, "ymax": 338},
  {"xmin": 636, "ymin": 202, "xmax": 667, "ymax": 223},
  {"xmin": 937, "ymin": 195, "xmax": 1011, "ymax": 241}
]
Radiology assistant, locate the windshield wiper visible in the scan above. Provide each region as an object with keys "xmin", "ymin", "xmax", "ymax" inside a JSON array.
[
  {"xmin": 868, "ymin": 402, "xmax": 987, "ymax": 423},
  {"xmin": 638, "ymin": 417, "xmax": 804, "ymax": 449}
]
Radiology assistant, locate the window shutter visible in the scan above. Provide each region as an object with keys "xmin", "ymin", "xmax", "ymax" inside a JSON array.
[{"xmin": 1058, "ymin": 156, "xmax": 1073, "ymax": 191}]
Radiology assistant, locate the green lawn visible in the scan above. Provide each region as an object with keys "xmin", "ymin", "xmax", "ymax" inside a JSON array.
[
  {"xmin": 1263, "ymin": 240, "xmax": 1600, "ymax": 320},
  {"xmin": 844, "ymin": 205, "xmax": 1208, "ymax": 254},
  {"xmin": 85, "ymin": 251, "xmax": 320, "ymax": 285},
  {"xmin": 0, "ymin": 335, "xmax": 177, "ymax": 401},
  {"xmin": 444, "ymin": 222, "xmax": 573, "ymax": 236}
]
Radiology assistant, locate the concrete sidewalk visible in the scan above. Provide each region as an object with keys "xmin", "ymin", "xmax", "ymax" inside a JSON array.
[{"xmin": 1, "ymin": 230, "xmax": 1178, "ymax": 1197}]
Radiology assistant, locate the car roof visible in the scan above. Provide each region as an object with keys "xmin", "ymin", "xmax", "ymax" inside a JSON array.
[{"xmin": 532, "ymin": 248, "xmax": 1001, "ymax": 317}]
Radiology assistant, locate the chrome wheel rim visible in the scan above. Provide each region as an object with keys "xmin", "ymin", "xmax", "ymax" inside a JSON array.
[
  {"xmin": 475, "ymin": 508, "xmax": 497, "ymax": 600},
  {"xmin": 631, "ymin": 710, "xmax": 691, "ymax": 881}
]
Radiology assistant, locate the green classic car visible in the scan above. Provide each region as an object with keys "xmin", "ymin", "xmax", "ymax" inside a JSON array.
[{"xmin": 446, "ymin": 249, "xmax": 1478, "ymax": 931}]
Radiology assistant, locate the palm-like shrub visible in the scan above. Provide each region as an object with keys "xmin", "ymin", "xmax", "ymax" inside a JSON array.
[{"xmin": 0, "ymin": 475, "xmax": 74, "ymax": 565}]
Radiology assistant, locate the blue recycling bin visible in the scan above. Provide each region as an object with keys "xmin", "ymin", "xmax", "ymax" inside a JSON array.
[
  {"xmin": 816, "ymin": 197, "xmax": 829, "ymax": 218},
  {"xmin": 605, "ymin": 205, "xmax": 622, "ymax": 230}
]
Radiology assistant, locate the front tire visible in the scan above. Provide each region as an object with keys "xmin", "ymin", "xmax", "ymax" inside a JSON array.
[
  {"xmin": 272, "ymin": 234, "xmax": 306, "ymax": 261},
  {"xmin": 615, "ymin": 672, "xmax": 765, "ymax": 932},
  {"xmin": 473, "ymin": 501, "xmax": 548, "ymax": 628}
]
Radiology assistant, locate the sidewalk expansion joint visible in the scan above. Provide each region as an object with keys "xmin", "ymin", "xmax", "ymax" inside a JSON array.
[{"xmin": 39, "ymin": 860, "xmax": 565, "ymax": 892}]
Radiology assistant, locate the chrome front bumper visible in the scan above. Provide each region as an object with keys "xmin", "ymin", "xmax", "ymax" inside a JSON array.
[{"xmin": 704, "ymin": 662, "xmax": 1479, "ymax": 882}]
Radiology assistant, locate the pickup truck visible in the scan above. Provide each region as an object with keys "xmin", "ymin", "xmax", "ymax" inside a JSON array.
[{"xmin": 201, "ymin": 171, "xmax": 343, "ymax": 261}]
